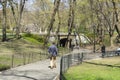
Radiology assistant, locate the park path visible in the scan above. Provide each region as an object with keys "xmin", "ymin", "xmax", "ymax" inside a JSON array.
[{"xmin": 0, "ymin": 58, "xmax": 60, "ymax": 80}]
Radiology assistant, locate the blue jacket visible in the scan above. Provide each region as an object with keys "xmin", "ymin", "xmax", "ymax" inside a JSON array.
[{"xmin": 48, "ymin": 45, "xmax": 58, "ymax": 56}]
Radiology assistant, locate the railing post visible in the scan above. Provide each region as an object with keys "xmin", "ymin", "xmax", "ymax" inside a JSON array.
[
  {"xmin": 81, "ymin": 53, "xmax": 83, "ymax": 64},
  {"xmin": 32, "ymin": 53, "xmax": 33, "ymax": 62},
  {"xmin": 39, "ymin": 52, "xmax": 41, "ymax": 60},
  {"xmin": 28, "ymin": 53, "xmax": 31, "ymax": 63},
  {"xmin": 11, "ymin": 54, "xmax": 14, "ymax": 68},
  {"xmin": 69, "ymin": 54, "xmax": 72, "ymax": 66},
  {"xmin": 60, "ymin": 56, "xmax": 63, "ymax": 80},
  {"xmin": 67, "ymin": 55, "xmax": 69, "ymax": 69},
  {"xmin": 78, "ymin": 53, "xmax": 80, "ymax": 64},
  {"xmin": 23, "ymin": 53, "xmax": 26, "ymax": 65}
]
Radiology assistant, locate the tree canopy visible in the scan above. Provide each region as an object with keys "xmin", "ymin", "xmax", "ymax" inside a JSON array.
[{"xmin": 0, "ymin": 0, "xmax": 120, "ymax": 48}]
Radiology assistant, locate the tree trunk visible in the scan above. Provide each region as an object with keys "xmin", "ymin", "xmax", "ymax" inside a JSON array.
[
  {"xmin": 16, "ymin": 0, "xmax": 26, "ymax": 39},
  {"xmin": 8, "ymin": 0, "xmax": 18, "ymax": 36},
  {"xmin": 112, "ymin": 0, "xmax": 120, "ymax": 37},
  {"xmin": 8, "ymin": 0, "xmax": 26, "ymax": 39},
  {"xmin": 43, "ymin": 0, "xmax": 61, "ymax": 47},
  {"xmin": 65, "ymin": 0, "xmax": 76, "ymax": 47},
  {"xmin": 1, "ymin": 0, "xmax": 7, "ymax": 41},
  {"xmin": 56, "ymin": 10, "xmax": 61, "ymax": 47}
]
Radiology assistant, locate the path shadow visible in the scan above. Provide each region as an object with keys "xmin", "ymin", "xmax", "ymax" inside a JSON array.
[
  {"xmin": 84, "ymin": 61, "xmax": 120, "ymax": 68},
  {"xmin": 0, "ymin": 69, "xmax": 55, "ymax": 80}
]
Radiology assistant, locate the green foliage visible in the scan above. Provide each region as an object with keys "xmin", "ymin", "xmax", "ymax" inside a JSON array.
[
  {"xmin": 0, "ymin": 64, "xmax": 10, "ymax": 71},
  {"xmin": 22, "ymin": 33, "xmax": 44, "ymax": 44},
  {"xmin": 85, "ymin": 30, "xmax": 93, "ymax": 36},
  {"xmin": 77, "ymin": 25, "xmax": 86, "ymax": 33},
  {"xmin": 22, "ymin": 33, "xmax": 32, "ymax": 37},
  {"xmin": 23, "ymin": 37, "xmax": 41, "ymax": 44},
  {"xmin": 83, "ymin": 29, "xmax": 94, "ymax": 42},
  {"xmin": 104, "ymin": 36, "xmax": 111, "ymax": 46},
  {"xmin": 6, "ymin": 29, "xmax": 12, "ymax": 33}
]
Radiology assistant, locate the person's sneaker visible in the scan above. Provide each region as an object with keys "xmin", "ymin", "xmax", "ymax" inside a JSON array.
[
  {"xmin": 48, "ymin": 66, "xmax": 51, "ymax": 68},
  {"xmin": 48, "ymin": 66, "xmax": 53, "ymax": 69},
  {"xmin": 54, "ymin": 65, "xmax": 56, "ymax": 68}
]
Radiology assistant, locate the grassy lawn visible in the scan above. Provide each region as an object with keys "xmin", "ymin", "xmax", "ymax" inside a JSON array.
[
  {"xmin": 0, "ymin": 36, "xmax": 48, "ymax": 70},
  {"xmin": 63, "ymin": 57, "xmax": 120, "ymax": 80}
]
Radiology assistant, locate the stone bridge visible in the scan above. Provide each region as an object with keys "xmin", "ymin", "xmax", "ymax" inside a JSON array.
[{"xmin": 39, "ymin": 32, "xmax": 76, "ymax": 47}]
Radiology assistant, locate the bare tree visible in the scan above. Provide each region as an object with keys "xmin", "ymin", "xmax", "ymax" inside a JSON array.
[{"xmin": 8, "ymin": 0, "xmax": 27, "ymax": 39}]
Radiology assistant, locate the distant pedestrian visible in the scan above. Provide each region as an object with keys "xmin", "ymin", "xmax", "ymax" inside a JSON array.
[
  {"xmin": 116, "ymin": 46, "xmax": 120, "ymax": 55},
  {"xmin": 101, "ymin": 44, "xmax": 106, "ymax": 58},
  {"xmin": 48, "ymin": 42, "xmax": 58, "ymax": 69}
]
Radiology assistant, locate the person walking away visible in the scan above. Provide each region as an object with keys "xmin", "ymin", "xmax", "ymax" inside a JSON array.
[
  {"xmin": 48, "ymin": 42, "xmax": 58, "ymax": 69},
  {"xmin": 101, "ymin": 44, "xmax": 106, "ymax": 58},
  {"xmin": 116, "ymin": 46, "xmax": 120, "ymax": 55}
]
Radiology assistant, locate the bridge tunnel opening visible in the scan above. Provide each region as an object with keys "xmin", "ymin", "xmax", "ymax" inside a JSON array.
[{"xmin": 59, "ymin": 38, "xmax": 73, "ymax": 48}]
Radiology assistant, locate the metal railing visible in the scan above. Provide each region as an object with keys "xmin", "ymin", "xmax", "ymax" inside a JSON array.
[
  {"xmin": 59, "ymin": 50, "xmax": 119, "ymax": 80},
  {"xmin": 60, "ymin": 52, "xmax": 84, "ymax": 80},
  {"xmin": 0, "ymin": 51, "xmax": 49, "ymax": 70},
  {"xmin": 103, "ymin": 51, "xmax": 120, "ymax": 57}
]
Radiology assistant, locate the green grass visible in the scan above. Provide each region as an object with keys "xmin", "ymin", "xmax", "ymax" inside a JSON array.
[
  {"xmin": 0, "ymin": 35, "xmax": 48, "ymax": 70},
  {"xmin": 0, "ymin": 52, "xmax": 48, "ymax": 69},
  {"xmin": 22, "ymin": 33, "xmax": 44, "ymax": 44},
  {"xmin": 23, "ymin": 37, "xmax": 41, "ymax": 44},
  {"xmin": 63, "ymin": 57, "xmax": 120, "ymax": 80}
]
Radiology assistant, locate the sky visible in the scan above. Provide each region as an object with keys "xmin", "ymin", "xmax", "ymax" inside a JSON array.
[
  {"xmin": 0, "ymin": 0, "xmax": 55, "ymax": 10},
  {"xmin": 25, "ymin": 0, "xmax": 34, "ymax": 9}
]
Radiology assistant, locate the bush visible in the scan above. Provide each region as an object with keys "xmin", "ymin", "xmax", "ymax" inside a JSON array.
[
  {"xmin": 0, "ymin": 64, "xmax": 10, "ymax": 71},
  {"xmin": 22, "ymin": 33, "xmax": 44, "ymax": 43},
  {"xmin": 6, "ymin": 29, "xmax": 12, "ymax": 33},
  {"xmin": 104, "ymin": 35, "xmax": 111, "ymax": 46},
  {"xmin": 23, "ymin": 33, "xmax": 32, "ymax": 37}
]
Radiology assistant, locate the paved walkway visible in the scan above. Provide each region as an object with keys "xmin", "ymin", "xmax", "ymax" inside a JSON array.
[{"xmin": 0, "ymin": 58, "xmax": 60, "ymax": 80}]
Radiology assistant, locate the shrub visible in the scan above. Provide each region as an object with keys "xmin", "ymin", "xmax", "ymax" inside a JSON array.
[
  {"xmin": 22, "ymin": 33, "xmax": 44, "ymax": 43},
  {"xmin": 0, "ymin": 64, "xmax": 10, "ymax": 71}
]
